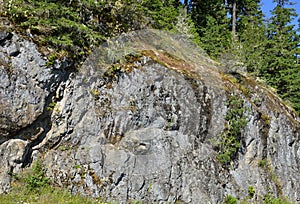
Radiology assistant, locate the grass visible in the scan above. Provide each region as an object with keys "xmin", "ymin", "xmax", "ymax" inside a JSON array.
[
  {"xmin": 0, "ymin": 160, "xmax": 142, "ymax": 204},
  {"xmin": 0, "ymin": 160, "xmax": 107, "ymax": 204},
  {"xmin": 0, "ymin": 184, "xmax": 105, "ymax": 204}
]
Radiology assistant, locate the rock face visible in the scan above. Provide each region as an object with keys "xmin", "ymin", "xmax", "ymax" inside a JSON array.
[
  {"xmin": 0, "ymin": 30, "xmax": 299, "ymax": 203},
  {"xmin": 0, "ymin": 30, "xmax": 68, "ymax": 193},
  {"xmin": 0, "ymin": 30, "xmax": 68, "ymax": 140}
]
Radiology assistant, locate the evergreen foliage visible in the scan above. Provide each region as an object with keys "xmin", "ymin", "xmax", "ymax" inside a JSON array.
[
  {"xmin": 141, "ymin": 0, "xmax": 180, "ymax": 30},
  {"xmin": 217, "ymin": 95, "xmax": 247, "ymax": 165},
  {"xmin": 199, "ymin": 15, "xmax": 232, "ymax": 59},
  {"xmin": 260, "ymin": 0, "xmax": 300, "ymax": 113},
  {"xmin": 190, "ymin": 0, "xmax": 232, "ymax": 58},
  {"xmin": 0, "ymin": 0, "xmax": 181, "ymax": 63},
  {"xmin": 188, "ymin": 0, "xmax": 300, "ymax": 115},
  {"xmin": 1, "ymin": 0, "xmax": 105, "ymax": 61},
  {"xmin": 237, "ymin": 0, "xmax": 267, "ymax": 73},
  {"xmin": 172, "ymin": 10, "xmax": 202, "ymax": 45}
]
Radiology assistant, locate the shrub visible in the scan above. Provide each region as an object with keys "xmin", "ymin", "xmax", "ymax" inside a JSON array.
[
  {"xmin": 217, "ymin": 95, "xmax": 247, "ymax": 165},
  {"xmin": 264, "ymin": 194, "xmax": 292, "ymax": 204},
  {"xmin": 224, "ymin": 195, "xmax": 238, "ymax": 204},
  {"xmin": 25, "ymin": 160, "xmax": 50, "ymax": 191},
  {"xmin": 47, "ymin": 101, "xmax": 57, "ymax": 112},
  {"xmin": 258, "ymin": 159, "xmax": 268, "ymax": 168},
  {"xmin": 248, "ymin": 186, "xmax": 255, "ymax": 199}
]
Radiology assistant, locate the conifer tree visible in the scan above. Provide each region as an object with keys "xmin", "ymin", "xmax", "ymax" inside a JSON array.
[
  {"xmin": 1, "ymin": 0, "xmax": 182, "ymax": 64},
  {"xmin": 261, "ymin": 0, "xmax": 300, "ymax": 114},
  {"xmin": 141, "ymin": 0, "xmax": 180, "ymax": 30},
  {"xmin": 190, "ymin": 0, "xmax": 231, "ymax": 58},
  {"xmin": 237, "ymin": 0, "xmax": 267, "ymax": 73}
]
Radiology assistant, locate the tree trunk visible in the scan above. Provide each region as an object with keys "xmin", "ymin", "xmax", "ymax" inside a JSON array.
[
  {"xmin": 184, "ymin": 0, "xmax": 189, "ymax": 14},
  {"xmin": 232, "ymin": 0, "xmax": 237, "ymax": 38}
]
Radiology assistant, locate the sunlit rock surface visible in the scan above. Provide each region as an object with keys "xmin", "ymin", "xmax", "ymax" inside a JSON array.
[{"xmin": 0, "ymin": 30, "xmax": 299, "ymax": 203}]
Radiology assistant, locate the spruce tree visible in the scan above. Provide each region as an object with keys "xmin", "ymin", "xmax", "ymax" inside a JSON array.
[
  {"xmin": 238, "ymin": 0, "xmax": 267, "ymax": 73},
  {"xmin": 141, "ymin": 0, "xmax": 180, "ymax": 30},
  {"xmin": 190, "ymin": 0, "xmax": 231, "ymax": 58},
  {"xmin": 261, "ymin": 0, "xmax": 300, "ymax": 114}
]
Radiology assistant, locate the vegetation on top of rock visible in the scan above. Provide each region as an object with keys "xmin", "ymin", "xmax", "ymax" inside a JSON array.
[
  {"xmin": 83, "ymin": 29, "xmax": 211, "ymax": 82},
  {"xmin": 1, "ymin": 0, "xmax": 298, "ymax": 114},
  {"xmin": 1, "ymin": 0, "xmax": 105, "ymax": 63},
  {"xmin": 188, "ymin": 0, "xmax": 300, "ymax": 116},
  {"xmin": 0, "ymin": 0, "xmax": 183, "ymax": 65}
]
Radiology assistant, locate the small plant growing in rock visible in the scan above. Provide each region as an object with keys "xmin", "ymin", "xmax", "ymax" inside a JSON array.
[
  {"xmin": 258, "ymin": 159, "xmax": 268, "ymax": 168},
  {"xmin": 264, "ymin": 194, "xmax": 292, "ymax": 204},
  {"xmin": 47, "ymin": 101, "xmax": 57, "ymax": 112},
  {"xmin": 90, "ymin": 89, "xmax": 100, "ymax": 99},
  {"xmin": 25, "ymin": 160, "xmax": 50, "ymax": 191},
  {"xmin": 248, "ymin": 186, "xmax": 255, "ymax": 199},
  {"xmin": 58, "ymin": 145, "xmax": 70, "ymax": 151},
  {"xmin": 224, "ymin": 195, "xmax": 238, "ymax": 204},
  {"xmin": 46, "ymin": 53, "xmax": 57, "ymax": 66},
  {"xmin": 261, "ymin": 114, "xmax": 271, "ymax": 126}
]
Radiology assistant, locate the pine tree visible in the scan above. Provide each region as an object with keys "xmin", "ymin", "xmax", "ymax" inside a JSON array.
[
  {"xmin": 199, "ymin": 15, "xmax": 232, "ymax": 59},
  {"xmin": 142, "ymin": 0, "xmax": 180, "ymax": 30},
  {"xmin": 1, "ymin": 0, "xmax": 182, "ymax": 64},
  {"xmin": 190, "ymin": 0, "xmax": 232, "ymax": 58},
  {"xmin": 173, "ymin": 10, "xmax": 202, "ymax": 45},
  {"xmin": 261, "ymin": 0, "xmax": 300, "ymax": 114},
  {"xmin": 189, "ymin": 0, "xmax": 263, "ymax": 60},
  {"xmin": 238, "ymin": 0, "xmax": 267, "ymax": 73}
]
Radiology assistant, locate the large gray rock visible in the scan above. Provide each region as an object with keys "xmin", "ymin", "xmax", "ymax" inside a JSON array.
[
  {"xmin": 0, "ymin": 30, "xmax": 68, "ymax": 193},
  {"xmin": 40, "ymin": 28, "xmax": 299, "ymax": 202},
  {"xmin": 0, "ymin": 30, "xmax": 299, "ymax": 203},
  {"xmin": 0, "ymin": 31, "xmax": 68, "ymax": 140}
]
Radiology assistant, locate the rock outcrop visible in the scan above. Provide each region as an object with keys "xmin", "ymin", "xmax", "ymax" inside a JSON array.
[
  {"xmin": 0, "ymin": 30, "xmax": 299, "ymax": 203},
  {"xmin": 0, "ymin": 30, "xmax": 69, "ymax": 193}
]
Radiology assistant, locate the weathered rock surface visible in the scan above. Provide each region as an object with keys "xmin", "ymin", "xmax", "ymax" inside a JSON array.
[
  {"xmin": 0, "ymin": 30, "xmax": 68, "ymax": 193},
  {"xmin": 0, "ymin": 139, "xmax": 28, "ymax": 194},
  {"xmin": 0, "ymin": 30, "xmax": 299, "ymax": 203},
  {"xmin": 0, "ymin": 31, "xmax": 68, "ymax": 140}
]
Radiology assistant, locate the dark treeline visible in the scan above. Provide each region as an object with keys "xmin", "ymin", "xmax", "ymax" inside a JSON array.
[{"xmin": 0, "ymin": 0, "xmax": 299, "ymax": 114}]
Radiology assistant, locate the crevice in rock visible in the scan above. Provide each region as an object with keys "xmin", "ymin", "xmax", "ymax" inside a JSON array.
[
  {"xmin": 6, "ymin": 64, "xmax": 74, "ymax": 167},
  {"xmin": 259, "ymin": 113, "xmax": 270, "ymax": 160},
  {"xmin": 0, "ymin": 31, "xmax": 13, "ymax": 46},
  {"xmin": 115, "ymin": 173, "xmax": 126, "ymax": 186},
  {"xmin": 185, "ymin": 76, "xmax": 212, "ymax": 144}
]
